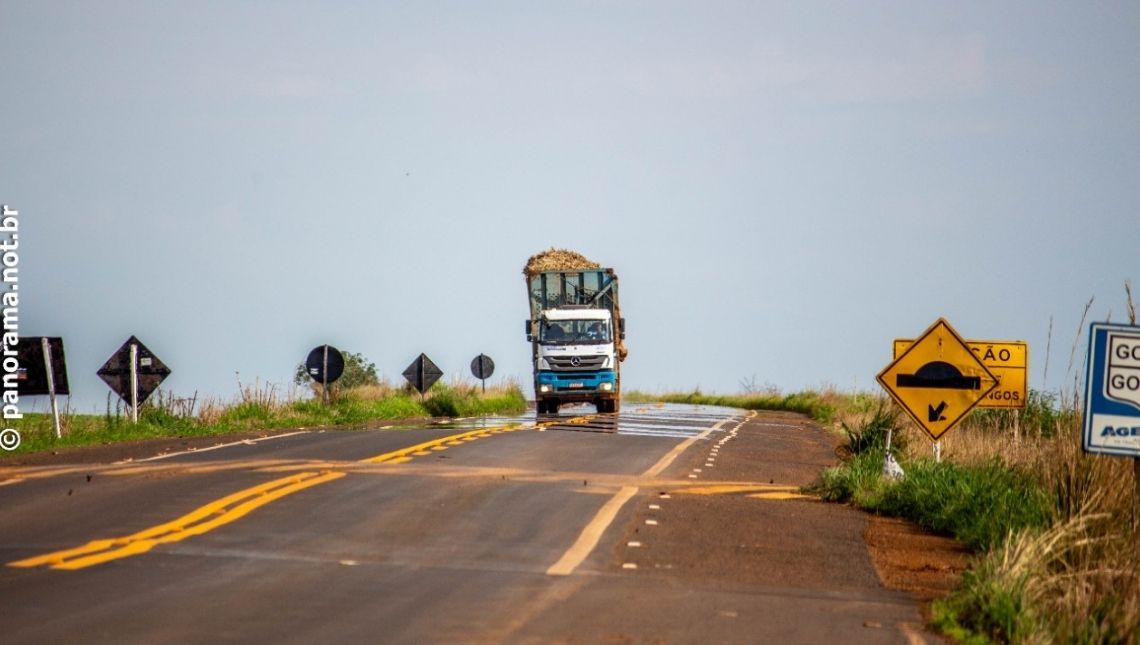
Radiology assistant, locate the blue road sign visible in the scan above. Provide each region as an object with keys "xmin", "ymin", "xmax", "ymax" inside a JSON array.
[{"xmin": 1083, "ymin": 322, "xmax": 1140, "ymax": 457}]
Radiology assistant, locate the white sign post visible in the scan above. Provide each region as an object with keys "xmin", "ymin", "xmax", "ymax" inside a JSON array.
[
  {"xmin": 41, "ymin": 337, "xmax": 62, "ymax": 438},
  {"xmin": 129, "ymin": 343, "xmax": 139, "ymax": 424}
]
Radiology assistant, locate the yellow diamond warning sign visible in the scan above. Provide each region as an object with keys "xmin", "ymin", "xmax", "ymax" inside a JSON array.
[
  {"xmin": 877, "ymin": 318, "xmax": 998, "ymax": 440},
  {"xmin": 893, "ymin": 339, "xmax": 1028, "ymax": 409}
]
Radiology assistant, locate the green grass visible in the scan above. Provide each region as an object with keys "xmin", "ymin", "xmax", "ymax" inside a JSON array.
[
  {"xmin": 811, "ymin": 412, "xmax": 1053, "ymax": 552},
  {"xmin": 421, "ymin": 382, "xmax": 528, "ymax": 417},
  {"xmin": 625, "ymin": 389, "xmax": 837, "ymax": 422},
  {"xmin": 815, "ymin": 452, "xmax": 1053, "ymax": 551},
  {"xmin": 3, "ymin": 381, "xmax": 528, "ymax": 455},
  {"xmin": 932, "ymin": 557, "xmax": 1037, "ymax": 645}
]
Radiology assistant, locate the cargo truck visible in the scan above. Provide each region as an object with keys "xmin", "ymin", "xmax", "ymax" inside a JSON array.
[{"xmin": 524, "ymin": 268, "xmax": 625, "ymax": 414}]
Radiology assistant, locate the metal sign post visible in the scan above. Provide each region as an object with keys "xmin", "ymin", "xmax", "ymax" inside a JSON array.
[
  {"xmin": 129, "ymin": 343, "xmax": 139, "ymax": 423},
  {"xmin": 322, "ymin": 345, "xmax": 330, "ymax": 404},
  {"xmin": 15, "ymin": 338, "xmax": 70, "ymax": 438},
  {"xmin": 41, "ymin": 338, "xmax": 62, "ymax": 438}
]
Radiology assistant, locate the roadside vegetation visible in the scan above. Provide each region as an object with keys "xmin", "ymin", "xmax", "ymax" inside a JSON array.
[
  {"xmin": 624, "ymin": 387, "xmax": 843, "ymax": 423},
  {"xmin": 812, "ymin": 390, "xmax": 1139, "ymax": 643},
  {"xmin": 5, "ymin": 374, "xmax": 527, "ymax": 456},
  {"xmin": 634, "ymin": 287, "xmax": 1139, "ymax": 642},
  {"xmin": 811, "ymin": 285, "xmax": 1140, "ymax": 643}
]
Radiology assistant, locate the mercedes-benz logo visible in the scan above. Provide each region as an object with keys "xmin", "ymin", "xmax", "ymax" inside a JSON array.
[{"xmin": 569, "ymin": 356, "xmax": 581, "ymax": 367}]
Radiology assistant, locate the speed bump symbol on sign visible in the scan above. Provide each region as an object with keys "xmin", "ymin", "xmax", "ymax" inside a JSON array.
[
  {"xmin": 877, "ymin": 318, "xmax": 998, "ymax": 441},
  {"xmin": 893, "ymin": 339, "xmax": 1028, "ymax": 409}
]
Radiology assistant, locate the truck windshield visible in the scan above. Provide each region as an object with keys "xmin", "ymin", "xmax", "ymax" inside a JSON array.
[{"xmin": 540, "ymin": 319, "xmax": 611, "ymax": 345}]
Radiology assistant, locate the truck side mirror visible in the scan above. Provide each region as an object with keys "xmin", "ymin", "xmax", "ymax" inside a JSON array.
[
  {"xmin": 525, "ymin": 320, "xmax": 532, "ymax": 335},
  {"xmin": 619, "ymin": 318, "xmax": 626, "ymax": 332}
]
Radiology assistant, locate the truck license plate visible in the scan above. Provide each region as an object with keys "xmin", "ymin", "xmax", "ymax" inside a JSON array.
[{"xmin": 568, "ymin": 383, "xmax": 584, "ymax": 389}]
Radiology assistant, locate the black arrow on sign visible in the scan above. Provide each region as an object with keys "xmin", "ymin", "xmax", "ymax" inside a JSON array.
[{"xmin": 928, "ymin": 401, "xmax": 948, "ymax": 422}]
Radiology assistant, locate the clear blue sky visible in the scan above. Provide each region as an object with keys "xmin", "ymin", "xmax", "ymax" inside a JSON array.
[{"xmin": 3, "ymin": 1, "xmax": 1137, "ymax": 412}]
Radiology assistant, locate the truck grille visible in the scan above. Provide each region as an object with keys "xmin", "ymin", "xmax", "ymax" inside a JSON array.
[{"xmin": 547, "ymin": 355, "xmax": 607, "ymax": 371}]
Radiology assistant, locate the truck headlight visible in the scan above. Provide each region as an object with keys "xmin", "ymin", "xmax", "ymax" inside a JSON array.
[
  {"xmin": 539, "ymin": 384, "xmax": 552, "ymax": 393},
  {"xmin": 600, "ymin": 382, "xmax": 613, "ymax": 391}
]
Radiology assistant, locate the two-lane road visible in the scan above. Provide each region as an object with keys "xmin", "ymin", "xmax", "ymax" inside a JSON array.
[{"xmin": 0, "ymin": 404, "xmax": 935, "ymax": 643}]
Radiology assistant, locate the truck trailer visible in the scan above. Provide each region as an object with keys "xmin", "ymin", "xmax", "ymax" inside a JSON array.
[{"xmin": 524, "ymin": 268, "xmax": 625, "ymax": 414}]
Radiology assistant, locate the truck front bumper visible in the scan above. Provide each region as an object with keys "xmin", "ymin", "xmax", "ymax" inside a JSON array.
[{"xmin": 536, "ymin": 370, "xmax": 617, "ymax": 400}]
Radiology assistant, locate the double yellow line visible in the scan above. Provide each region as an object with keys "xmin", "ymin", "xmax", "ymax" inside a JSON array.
[
  {"xmin": 7, "ymin": 418, "xmax": 581, "ymax": 571},
  {"xmin": 8, "ymin": 471, "xmax": 345, "ymax": 570},
  {"xmin": 362, "ymin": 425, "xmax": 527, "ymax": 464}
]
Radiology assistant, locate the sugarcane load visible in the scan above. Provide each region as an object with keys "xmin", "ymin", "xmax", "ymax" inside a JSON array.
[{"xmin": 523, "ymin": 248, "xmax": 626, "ymax": 415}]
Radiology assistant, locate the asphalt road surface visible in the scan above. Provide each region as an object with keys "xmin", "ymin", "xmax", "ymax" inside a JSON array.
[{"xmin": 0, "ymin": 404, "xmax": 937, "ymax": 644}]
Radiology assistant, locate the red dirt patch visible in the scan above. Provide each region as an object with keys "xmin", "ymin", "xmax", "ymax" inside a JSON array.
[{"xmin": 864, "ymin": 515, "xmax": 973, "ymax": 609}]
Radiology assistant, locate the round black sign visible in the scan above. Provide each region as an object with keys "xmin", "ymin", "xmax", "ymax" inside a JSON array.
[
  {"xmin": 306, "ymin": 345, "xmax": 345, "ymax": 385},
  {"xmin": 470, "ymin": 354, "xmax": 495, "ymax": 380}
]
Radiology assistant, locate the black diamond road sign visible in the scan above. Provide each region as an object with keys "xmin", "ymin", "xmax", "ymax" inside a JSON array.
[
  {"xmin": 470, "ymin": 354, "xmax": 495, "ymax": 381},
  {"xmin": 403, "ymin": 353, "xmax": 443, "ymax": 394},
  {"xmin": 305, "ymin": 345, "xmax": 345, "ymax": 385},
  {"xmin": 97, "ymin": 335, "xmax": 171, "ymax": 406}
]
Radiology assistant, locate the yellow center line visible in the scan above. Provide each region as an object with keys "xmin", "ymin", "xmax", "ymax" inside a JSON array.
[
  {"xmin": 8, "ymin": 419, "xmax": 557, "ymax": 571},
  {"xmin": 546, "ymin": 486, "xmax": 638, "ymax": 576},
  {"xmin": 8, "ymin": 471, "xmax": 345, "ymax": 570},
  {"xmin": 356, "ymin": 415, "xmax": 591, "ymax": 465},
  {"xmin": 9, "ymin": 414, "xmax": 612, "ymax": 571}
]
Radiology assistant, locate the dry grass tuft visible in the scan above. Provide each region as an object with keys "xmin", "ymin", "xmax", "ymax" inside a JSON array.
[{"xmin": 338, "ymin": 379, "xmax": 399, "ymax": 401}]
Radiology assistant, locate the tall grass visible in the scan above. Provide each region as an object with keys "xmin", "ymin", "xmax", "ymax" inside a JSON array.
[{"xmin": 4, "ymin": 377, "xmax": 528, "ymax": 455}]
